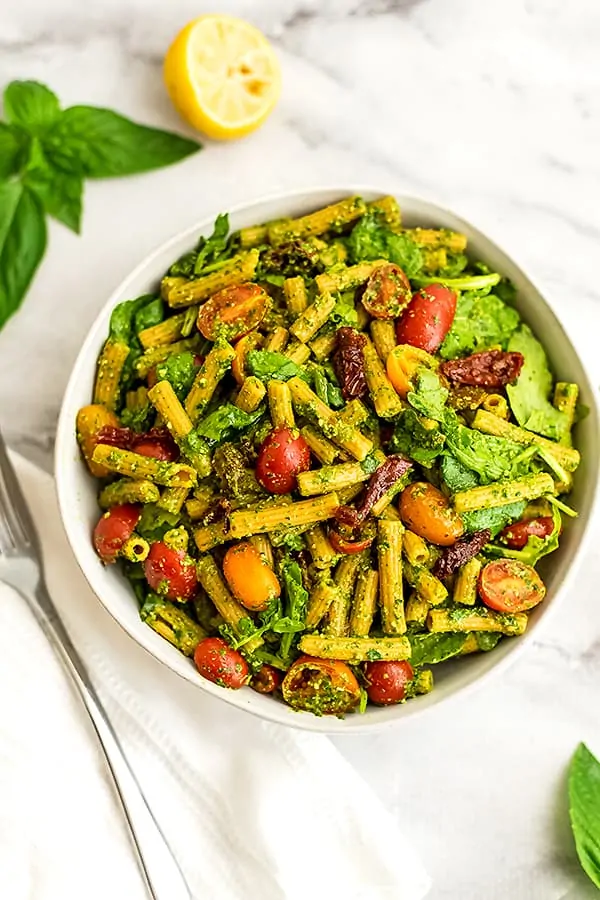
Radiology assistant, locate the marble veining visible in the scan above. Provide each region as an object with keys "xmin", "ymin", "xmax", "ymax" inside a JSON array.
[{"xmin": 1, "ymin": 1, "xmax": 599, "ymax": 896}]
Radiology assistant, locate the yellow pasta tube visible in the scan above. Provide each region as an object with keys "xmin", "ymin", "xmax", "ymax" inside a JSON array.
[
  {"xmin": 316, "ymin": 260, "xmax": 387, "ymax": 295},
  {"xmin": 196, "ymin": 555, "xmax": 263, "ymax": 652},
  {"xmin": 378, "ymin": 519, "xmax": 406, "ymax": 635},
  {"xmin": 193, "ymin": 521, "xmax": 229, "ymax": 552},
  {"xmin": 402, "ymin": 530, "xmax": 430, "ymax": 567},
  {"xmin": 481, "ymin": 394, "xmax": 509, "ymax": 419},
  {"xmin": 427, "ymin": 607, "xmax": 527, "ymax": 637},
  {"xmin": 268, "ymin": 196, "xmax": 366, "ymax": 244},
  {"xmin": 92, "ymin": 444, "xmax": 197, "ymax": 488},
  {"xmin": 298, "ymin": 634, "xmax": 411, "ymax": 663},
  {"xmin": 120, "ymin": 535, "xmax": 150, "ymax": 563},
  {"xmin": 283, "ymin": 277, "xmax": 308, "ymax": 316},
  {"xmin": 138, "ymin": 312, "xmax": 187, "ymax": 350},
  {"xmin": 228, "ymin": 493, "xmax": 340, "ymax": 539},
  {"xmin": 362, "ymin": 337, "xmax": 404, "ymax": 419},
  {"xmin": 184, "ymin": 341, "xmax": 236, "ymax": 423},
  {"xmin": 404, "ymin": 561, "xmax": 448, "ymax": 606},
  {"xmin": 288, "ymin": 376, "xmax": 373, "ymax": 460},
  {"xmin": 238, "ymin": 222, "xmax": 269, "ymax": 248},
  {"xmin": 93, "ymin": 339, "xmax": 130, "ymax": 411},
  {"xmin": 368, "ymin": 195, "xmax": 401, "ymax": 227},
  {"xmin": 309, "ymin": 332, "xmax": 337, "ymax": 362},
  {"xmin": 305, "ymin": 574, "xmax": 338, "ymax": 629},
  {"xmin": 235, "ymin": 376, "xmax": 267, "ymax": 413},
  {"xmin": 289, "ymin": 292, "xmax": 337, "ymax": 343},
  {"xmin": 99, "ymin": 478, "xmax": 160, "ymax": 509},
  {"xmin": 326, "ymin": 556, "xmax": 363, "ymax": 636},
  {"xmin": 406, "ymin": 227, "xmax": 467, "ymax": 252},
  {"xmin": 267, "ymin": 380, "xmax": 295, "ymax": 428},
  {"xmin": 300, "ymin": 426, "xmax": 339, "ymax": 465},
  {"xmin": 141, "ymin": 597, "xmax": 206, "ymax": 656},
  {"xmin": 554, "ymin": 382, "xmax": 579, "ymax": 446},
  {"xmin": 338, "ymin": 399, "xmax": 369, "ymax": 428},
  {"xmin": 135, "ymin": 337, "xmax": 201, "ymax": 379},
  {"xmin": 452, "ymin": 557, "xmax": 482, "ymax": 606},
  {"xmin": 471, "ymin": 409, "xmax": 580, "ymax": 472},
  {"xmin": 350, "ymin": 568, "xmax": 379, "ymax": 637},
  {"xmin": 147, "ymin": 380, "xmax": 211, "ymax": 477},
  {"xmin": 76, "ymin": 404, "xmax": 119, "ymax": 477},
  {"xmin": 161, "ymin": 250, "xmax": 259, "ymax": 307},
  {"xmin": 264, "ymin": 326, "xmax": 289, "ymax": 353},
  {"xmin": 305, "ymin": 525, "xmax": 339, "ymax": 569},
  {"xmin": 285, "ymin": 341, "xmax": 312, "ymax": 365},
  {"xmin": 296, "ymin": 454, "xmax": 383, "ymax": 497},
  {"xmin": 453, "ymin": 472, "xmax": 555, "ymax": 514},
  {"xmin": 156, "ymin": 486, "xmax": 190, "ymax": 515},
  {"xmin": 370, "ymin": 320, "xmax": 397, "ymax": 363},
  {"xmin": 405, "ymin": 592, "xmax": 430, "ymax": 628},
  {"xmin": 248, "ymin": 534, "xmax": 274, "ymax": 569}
]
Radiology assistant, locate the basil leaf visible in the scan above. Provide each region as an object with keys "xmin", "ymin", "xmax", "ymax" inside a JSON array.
[
  {"xmin": 3, "ymin": 81, "xmax": 60, "ymax": 134},
  {"xmin": 24, "ymin": 139, "xmax": 83, "ymax": 233},
  {"xmin": 569, "ymin": 743, "xmax": 600, "ymax": 890},
  {"xmin": 156, "ymin": 352, "xmax": 198, "ymax": 401},
  {"xmin": 195, "ymin": 403, "xmax": 264, "ymax": 445},
  {"xmin": 44, "ymin": 106, "xmax": 201, "ymax": 178},
  {"xmin": 134, "ymin": 297, "xmax": 163, "ymax": 333},
  {"xmin": 409, "ymin": 632, "xmax": 467, "ymax": 666},
  {"xmin": 0, "ymin": 182, "xmax": 46, "ymax": 328},
  {"xmin": 0, "ymin": 123, "xmax": 28, "ymax": 179},
  {"xmin": 194, "ymin": 213, "xmax": 230, "ymax": 274}
]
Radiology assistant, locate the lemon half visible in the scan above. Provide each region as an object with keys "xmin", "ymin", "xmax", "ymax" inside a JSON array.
[{"xmin": 164, "ymin": 15, "xmax": 281, "ymax": 140}]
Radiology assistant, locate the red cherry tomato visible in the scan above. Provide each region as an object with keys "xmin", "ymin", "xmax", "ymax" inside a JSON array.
[
  {"xmin": 144, "ymin": 541, "xmax": 198, "ymax": 600},
  {"xmin": 364, "ymin": 659, "xmax": 414, "ymax": 705},
  {"xmin": 500, "ymin": 516, "xmax": 555, "ymax": 550},
  {"xmin": 361, "ymin": 264, "xmax": 412, "ymax": 319},
  {"xmin": 194, "ymin": 637, "xmax": 249, "ymax": 689},
  {"xmin": 256, "ymin": 426, "xmax": 311, "ymax": 494},
  {"xmin": 197, "ymin": 283, "xmax": 269, "ymax": 342},
  {"xmin": 478, "ymin": 559, "xmax": 546, "ymax": 613},
  {"xmin": 93, "ymin": 504, "xmax": 141, "ymax": 563},
  {"xmin": 250, "ymin": 664, "xmax": 282, "ymax": 694},
  {"xmin": 395, "ymin": 283, "xmax": 457, "ymax": 353},
  {"xmin": 328, "ymin": 528, "xmax": 374, "ymax": 555}
]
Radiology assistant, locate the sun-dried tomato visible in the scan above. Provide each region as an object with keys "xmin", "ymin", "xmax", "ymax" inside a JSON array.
[
  {"xmin": 96, "ymin": 426, "xmax": 136, "ymax": 448},
  {"xmin": 433, "ymin": 529, "xmax": 491, "ymax": 578},
  {"xmin": 334, "ymin": 327, "xmax": 368, "ymax": 400},
  {"xmin": 260, "ymin": 239, "xmax": 322, "ymax": 277},
  {"xmin": 202, "ymin": 498, "xmax": 232, "ymax": 529},
  {"xmin": 440, "ymin": 350, "xmax": 524, "ymax": 388},
  {"xmin": 335, "ymin": 455, "xmax": 412, "ymax": 526}
]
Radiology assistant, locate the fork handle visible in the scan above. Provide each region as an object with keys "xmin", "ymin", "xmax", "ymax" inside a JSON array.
[{"xmin": 28, "ymin": 581, "xmax": 191, "ymax": 900}]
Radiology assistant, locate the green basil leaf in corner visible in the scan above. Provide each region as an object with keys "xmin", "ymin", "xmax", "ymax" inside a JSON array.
[
  {"xmin": 569, "ymin": 743, "xmax": 600, "ymax": 890},
  {"xmin": 0, "ymin": 182, "xmax": 47, "ymax": 328},
  {"xmin": 44, "ymin": 106, "xmax": 201, "ymax": 178},
  {"xmin": 0, "ymin": 123, "xmax": 28, "ymax": 179},
  {"xmin": 24, "ymin": 139, "xmax": 83, "ymax": 233},
  {"xmin": 3, "ymin": 81, "xmax": 60, "ymax": 134}
]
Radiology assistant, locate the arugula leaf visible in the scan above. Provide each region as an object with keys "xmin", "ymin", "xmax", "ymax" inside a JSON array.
[
  {"xmin": 134, "ymin": 297, "xmax": 163, "ymax": 333},
  {"xmin": 194, "ymin": 213, "xmax": 230, "ymax": 274},
  {"xmin": 247, "ymin": 349, "xmax": 309, "ymax": 383},
  {"xmin": 24, "ymin": 138, "xmax": 83, "ymax": 232},
  {"xmin": 569, "ymin": 743, "xmax": 600, "ymax": 890},
  {"xmin": 279, "ymin": 560, "xmax": 309, "ymax": 659},
  {"xmin": 391, "ymin": 409, "xmax": 446, "ymax": 466},
  {"xmin": 44, "ymin": 105, "xmax": 201, "ymax": 178},
  {"xmin": 155, "ymin": 351, "xmax": 197, "ymax": 400},
  {"xmin": 506, "ymin": 325, "xmax": 569, "ymax": 441},
  {"xmin": 347, "ymin": 211, "xmax": 423, "ymax": 277},
  {"xmin": 440, "ymin": 290, "xmax": 520, "ymax": 360},
  {"xmin": 0, "ymin": 182, "xmax": 46, "ymax": 329},
  {"xmin": 409, "ymin": 632, "xmax": 467, "ymax": 666},
  {"xmin": 168, "ymin": 250, "xmax": 197, "ymax": 278},
  {"xmin": 486, "ymin": 506, "xmax": 561, "ymax": 564},
  {"xmin": 3, "ymin": 81, "xmax": 60, "ymax": 134},
  {"xmin": 195, "ymin": 403, "xmax": 263, "ymax": 445},
  {"xmin": 0, "ymin": 123, "xmax": 28, "ymax": 179},
  {"xmin": 462, "ymin": 501, "xmax": 527, "ymax": 536}
]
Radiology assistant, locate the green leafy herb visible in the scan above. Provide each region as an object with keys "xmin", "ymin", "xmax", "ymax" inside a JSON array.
[
  {"xmin": 486, "ymin": 506, "xmax": 561, "ymax": 565},
  {"xmin": 440, "ymin": 454, "xmax": 479, "ymax": 494},
  {"xmin": 134, "ymin": 297, "xmax": 164, "ymax": 334},
  {"xmin": 506, "ymin": 325, "xmax": 570, "ymax": 441},
  {"xmin": 438, "ymin": 252, "xmax": 468, "ymax": 278},
  {"xmin": 462, "ymin": 501, "xmax": 527, "ymax": 536},
  {"xmin": 194, "ymin": 403, "xmax": 263, "ymax": 445},
  {"xmin": 0, "ymin": 78, "xmax": 201, "ymax": 331},
  {"xmin": 569, "ymin": 743, "xmax": 600, "ymax": 890},
  {"xmin": 136, "ymin": 505, "xmax": 180, "ymax": 542},
  {"xmin": 155, "ymin": 351, "xmax": 197, "ymax": 400},
  {"xmin": 279, "ymin": 560, "xmax": 309, "ymax": 659},
  {"xmin": 120, "ymin": 401, "xmax": 154, "ymax": 433},
  {"xmin": 109, "ymin": 294, "xmax": 155, "ymax": 344},
  {"xmin": 347, "ymin": 211, "xmax": 423, "ymax": 277},
  {"xmin": 247, "ymin": 349, "xmax": 309, "ymax": 383},
  {"xmin": 440, "ymin": 290, "xmax": 520, "ymax": 360},
  {"xmin": 330, "ymin": 291, "xmax": 358, "ymax": 327},
  {"xmin": 406, "ymin": 369, "xmax": 449, "ymax": 421},
  {"xmin": 194, "ymin": 213, "xmax": 230, "ymax": 274},
  {"xmin": 409, "ymin": 632, "xmax": 467, "ymax": 666},
  {"xmin": 474, "ymin": 632, "xmax": 502, "ymax": 652},
  {"xmin": 391, "ymin": 409, "xmax": 446, "ymax": 467}
]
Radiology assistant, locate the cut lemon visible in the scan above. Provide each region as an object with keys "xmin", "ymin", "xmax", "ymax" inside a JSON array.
[{"xmin": 164, "ymin": 15, "xmax": 281, "ymax": 141}]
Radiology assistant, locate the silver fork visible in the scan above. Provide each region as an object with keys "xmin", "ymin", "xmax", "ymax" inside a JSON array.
[{"xmin": 0, "ymin": 431, "xmax": 191, "ymax": 900}]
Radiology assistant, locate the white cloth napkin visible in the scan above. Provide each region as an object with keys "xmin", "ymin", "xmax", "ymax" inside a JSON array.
[{"xmin": 0, "ymin": 453, "xmax": 430, "ymax": 900}]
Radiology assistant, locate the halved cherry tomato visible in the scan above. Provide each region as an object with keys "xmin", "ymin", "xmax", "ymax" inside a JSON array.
[
  {"xmin": 282, "ymin": 656, "xmax": 361, "ymax": 715},
  {"xmin": 231, "ymin": 330, "xmax": 264, "ymax": 385},
  {"xmin": 256, "ymin": 426, "xmax": 311, "ymax": 494},
  {"xmin": 500, "ymin": 516, "xmax": 555, "ymax": 550},
  {"xmin": 361, "ymin": 264, "xmax": 411, "ymax": 319},
  {"xmin": 144, "ymin": 541, "xmax": 198, "ymax": 600},
  {"xmin": 251, "ymin": 664, "xmax": 282, "ymax": 694},
  {"xmin": 399, "ymin": 482, "xmax": 464, "ymax": 546},
  {"xmin": 194, "ymin": 637, "xmax": 249, "ymax": 689},
  {"xmin": 479, "ymin": 559, "xmax": 546, "ymax": 613},
  {"xmin": 133, "ymin": 438, "xmax": 178, "ymax": 462},
  {"xmin": 222, "ymin": 542, "xmax": 281, "ymax": 611},
  {"xmin": 396, "ymin": 283, "xmax": 457, "ymax": 353},
  {"xmin": 197, "ymin": 283, "xmax": 269, "ymax": 342},
  {"xmin": 329, "ymin": 528, "xmax": 374, "ymax": 555},
  {"xmin": 364, "ymin": 659, "xmax": 414, "ymax": 705},
  {"xmin": 386, "ymin": 344, "xmax": 438, "ymax": 399},
  {"xmin": 93, "ymin": 504, "xmax": 141, "ymax": 563}
]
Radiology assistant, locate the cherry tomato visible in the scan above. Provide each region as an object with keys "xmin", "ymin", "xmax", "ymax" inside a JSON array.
[
  {"xmin": 133, "ymin": 438, "xmax": 178, "ymax": 462},
  {"xmin": 386, "ymin": 344, "xmax": 438, "ymax": 399},
  {"xmin": 144, "ymin": 541, "xmax": 198, "ymax": 600},
  {"xmin": 231, "ymin": 330, "xmax": 264, "ymax": 385},
  {"xmin": 479, "ymin": 559, "xmax": 546, "ymax": 613},
  {"xmin": 399, "ymin": 482, "xmax": 464, "ymax": 546},
  {"xmin": 282, "ymin": 656, "xmax": 361, "ymax": 715},
  {"xmin": 396, "ymin": 283, "xmax": 457, "ymax": 353},
  {"xmin": 194, "ymin": 637, "xmax": 249, "ymax": 689},
  {"xmin": 500, "ymin": 516, "xmax": 555, "ymax": 550},
  {"xmin": 364, "ymin": 659, "xmax": 414, "ymax": 705},
  {"xmin": 93, "ymin": 504, "xmax": 141, "ymax": 563},
  {"xmin": 361, "ymin": 264, "xmax": 411, "ymax": 319},
  {"xmin": 329, "ymin": 528, "xmax": 374, "ymax": 555},
  {"xmin": 222, "ymin": 542, "xmax": 281, "ymax": 611},
  {"xmin": 251, "ymin": 664, "xmax": 282, "ymax": 694},
  {"xmin": 197, "ymin": 283, "xmax": 269, "ymax": 342},
  {"xmin": 256, "ymin": 426, "xmax": 311, "ymax": 494}
]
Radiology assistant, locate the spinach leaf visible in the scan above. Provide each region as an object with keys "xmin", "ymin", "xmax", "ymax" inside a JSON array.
[
  {"xmin": 0, "ymin": 123, "xmax": 28, "ymax": 179},
  {"xmin": 462, "ymin": 501, "xmax": 527, "ymax": 536},
  {"xmin": 247, "ymin": 349, "xmax": 309, "ymax": 383},
  {"xmin": 391, "ymin": 409, "xmax": 446, "ymax": 466},
  {"xmin": 134, "ymin": 297, "xmax": 163, "ymax": 333},
  {"xmin": 0, "ymin": 182, "xmax": 46, "ymax": 329},
  {"xmin": 485, "ymin": 506, "xmax": 561, "ymax": 564},
  {"xmin": 109, "ymin": 294, "xmax": 155, "ymax": 344},
  {"xmin": 195, "ymin": 403, "xmax": 263, "ymax": 445},
  {"xmin": 475, "ymin": 632, "xmax": 502, "ymax": 652},
  {"xmin": 155, "ymin": 351, "xmax": 197, "ymax": 400},
  {"xmin": 311, "ymin": 364, "xmax": 344, "ymax": 410},
  {"xmin": 44, "ymin": 105, "xmax": 200, "ymax": 178},
  {"xmin": 194, "ymin": 213, "xmax": 230, "ymax": 274},
  {"xmin": 506, "ymin": 325, "xmax": 569, "ymax": 441},
  {"xmin": 347, "ymin": 211, "xmax": 423, "ymax": 277},
  {"xmin": 569, "ymin": 743, "xmax": 600, "ymax": 890},
  {"xmin": 4, "ymin": 81, "xmax": 60, "ymax": 134},
  {"xmin": 440, "ymin": 454, "xmax": 479, "ymax": 493},
  {"xmin": 409, "ymin": 632, "xmax": 467, "ymax": 666},
  {"xmin": 440, "ymin": 290, "xmax": 520, "ymax": 359},
  {"xmin": 406, "ymin": 369, "xmax": 449, "ymax": 421}
]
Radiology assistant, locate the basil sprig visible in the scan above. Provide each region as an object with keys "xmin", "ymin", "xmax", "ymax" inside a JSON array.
[
  {"xmin": 0, "ymin": 79, "xmax": 201, "ymax": 330},
  {"xmin": 569, "ymin": 743, "xmax": 600, "ymax": 889}
]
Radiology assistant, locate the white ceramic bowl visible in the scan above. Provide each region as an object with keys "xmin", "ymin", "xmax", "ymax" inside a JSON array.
[{"xmin": 56, "ymin": 186, "xmax": 600, "ymax": 733}]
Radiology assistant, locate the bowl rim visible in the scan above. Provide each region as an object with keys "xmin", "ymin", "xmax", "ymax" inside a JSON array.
[{"xmin": 55, "ymin": 183, "xmax": 600, "ymax": 734}]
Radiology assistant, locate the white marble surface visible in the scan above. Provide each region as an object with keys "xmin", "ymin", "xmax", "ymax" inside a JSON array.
[{"xmin": 1, "ymin": 0, "xmax": 600, "ymax": 897}]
